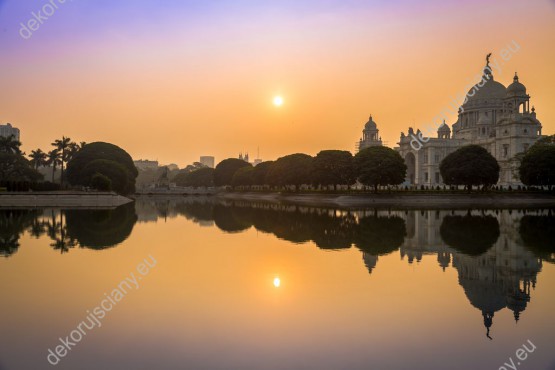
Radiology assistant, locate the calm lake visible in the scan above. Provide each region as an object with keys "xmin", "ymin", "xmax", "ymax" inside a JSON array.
[{"xmin": 1, "ymin": 198, "xmax": 554, "ymax": 370}]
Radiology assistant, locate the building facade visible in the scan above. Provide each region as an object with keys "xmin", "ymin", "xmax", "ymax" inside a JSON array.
[
  {"xmin": 134, "ymin": 160, "xmax": 159, "ymax": 171},
  {"xmin": 396, "ymin": 62, "xmax": 543, "ymax": 186},
  {"xmin": 200, "ymin": 156, "xmax": 215, "ymax": 169},
  {"xmin": 0, "ymin": 123, "xmax": 20, "ymax": 141}
]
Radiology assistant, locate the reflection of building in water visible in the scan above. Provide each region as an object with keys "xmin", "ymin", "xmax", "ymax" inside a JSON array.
[
  {"xmin": 362, "ymin": 253, "xmax": 378, "ymax": 274},
  {"xmin": 396, "ymin": 209, "xmax": 544, "ymax": 339}
]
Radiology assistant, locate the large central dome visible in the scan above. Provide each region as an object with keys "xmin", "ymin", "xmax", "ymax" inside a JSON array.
[{"xmin": 465, "ymin": 75, "xmax": 507, "ymax": 104}]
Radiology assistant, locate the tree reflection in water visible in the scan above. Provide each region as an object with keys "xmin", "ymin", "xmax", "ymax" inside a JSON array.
[
  {"xmin": 0, "ymin": 203, "xmax": 137, "ymax": 256},
  {"xmin": 0, "ymin": 210, "xmax": 40, "ymax": 257}
]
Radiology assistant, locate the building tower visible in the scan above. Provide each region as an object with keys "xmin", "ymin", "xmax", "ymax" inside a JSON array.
[{"xmin": 358, "ymin": 115, "xmax": 383, "ymax": 152}]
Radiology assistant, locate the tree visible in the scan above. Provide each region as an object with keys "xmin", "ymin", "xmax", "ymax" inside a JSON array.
[
  {"xmin": 519, "ymin": 143, "xmax": 555, "ymax": 190},
  {"xmin": 0, "ymin": 153, "xmax": 43, "ymax": 182},
  {"xmin": 52, "ymin": 136, "xmax": 73, "ymax": 186},
  {"xmin": 232, "ymin": 166, "xmax": 254, "ymax": 187},
  {"xmin": 266, "ymin": 153, "xmax": 313, "ymax": 191},
  {"xmin": 174, "ymin": 168, "xmax": 215, "ymax": 188},
  {"xmin": 311, "ymin": 150, "xmax": 356, "ymax": 190},
  {"xmin": 90, "ymin": 173, "xmax": 112, "ymax": 192},
  {"xmin": 66, "ymin": 142, "xmax": 138, "ymax": 195},
  {"xmin": 354, "ymin": 146, "xmax": 407, "ymax": 193},
  {"xmin": 182, "ymin": 162, "xmax": 208, "ymax": 173},
  {"xmin": 46, "ymin": 149, "xmax": 62, "ymax": 183},
  {"xmin": 80, "ymin": 159, "xmax": 132, "ymax": 194},
  {"xmin": 251, "ymin": 161, "xmax": 274, "ymax": 186},
  {"xmin": 66, "ymin": 141, "xmax": 84, "ymax": 162},
  {"xmin": 214, "ymin": 159, "xmax": 252, "ymax": 187},
  {"xmin": 440, "ymin": 145, "xmax": 500, "ymax": 192},
  {"xmin": 29, "ymin": 149, "xmax": 48, "ymax": 170},
  {"xmin": 0, "ymin": 135, "xmax": 22, "ymax": 154}
]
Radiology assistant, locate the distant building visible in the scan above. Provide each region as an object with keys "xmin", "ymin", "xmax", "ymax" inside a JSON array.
[
  {"xmin": 200, "ymin": 156, "xmax": 215, "ymax": 168},
  {"xmin": 134, "ymin": 160, "xmax": 159, "ymax": 171},
  {"xmin": 357, "ymin": 115, "xmax": 383, "ymax": 151},
  {"xmin": 239, "ymin": 153, "xmax": 250, "ymax": 163},
  {"xmin": 253, "ymin": 159, "xmax": 263, "ymax": 166},
  {"xmin": 0, "ymin": 123, "xmax": 20, "ymax": 141},
  {"xmin": 165, "ymin": 163, "xmax": 179, "ymax": 171}
]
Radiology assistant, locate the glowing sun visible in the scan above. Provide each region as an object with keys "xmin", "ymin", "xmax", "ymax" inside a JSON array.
[
  {"xmin": 273, "ymin": 277, "xmax": 281, "ymax": 288},
  {"xmin": 273, "ymin": 96, "xmax": 284, "ymax": 107}
]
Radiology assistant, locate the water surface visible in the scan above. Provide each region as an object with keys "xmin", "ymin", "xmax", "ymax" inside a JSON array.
[{"xmin": 1, "ymin": 198, "xmax": 554, "ymax": 370}]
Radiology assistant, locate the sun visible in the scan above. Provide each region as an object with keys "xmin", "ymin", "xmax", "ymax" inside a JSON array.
[
  {"xmin": 273, "ymin": 277, "xmax": 281, "ymax": 288},
  {"xmin": 273, "ymin": 96, "xmax": 284, "ymax": 107}
]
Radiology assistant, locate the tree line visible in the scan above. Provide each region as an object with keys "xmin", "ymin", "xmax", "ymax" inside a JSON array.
[
  {"xmin": 176, "ymin": 146, "xmax": 407, "ymax": 193},
  {"xmin": 0, "ymin": 135, "xmax": 137, "ymax": 195},
  {"xmin": 175, "ymin": 136, "xmax": 555, "ymax": 192}
]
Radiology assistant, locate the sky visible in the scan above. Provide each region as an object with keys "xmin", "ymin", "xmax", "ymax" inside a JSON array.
[{"xmin": 1, "ymin": 0, "xmax": 554, "ymax": 167}]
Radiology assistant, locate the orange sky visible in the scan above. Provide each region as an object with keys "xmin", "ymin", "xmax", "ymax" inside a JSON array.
[{"xmin": 1, "ymin": 0, "xmax": 554, "ymax": 167}]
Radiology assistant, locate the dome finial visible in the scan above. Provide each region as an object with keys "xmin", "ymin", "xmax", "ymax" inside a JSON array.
[
  {"xmin": 514, "ymin": 72, "xmax": 519, "ymax": 82},
  {"xmin": 483, "ymin": 53, "xmax": 493, "ymax": 78}
]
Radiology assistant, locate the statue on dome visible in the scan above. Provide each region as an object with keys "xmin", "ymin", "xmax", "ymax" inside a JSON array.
[{"xmin": 486, "ymin": 53, "xmax": 492, "ymax": 68}]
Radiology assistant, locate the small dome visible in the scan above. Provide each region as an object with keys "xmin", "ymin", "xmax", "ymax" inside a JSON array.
[
  {"xmin": 438, "ymin": 120, "xmax": 451, "ymax": 132},
  {"xmin": 506, "ymin": 72, "xmax": 526, "ymax": 97},
  {"xmin": 364, "ymin": 115, "xmax": 377, "ymax": 130}
]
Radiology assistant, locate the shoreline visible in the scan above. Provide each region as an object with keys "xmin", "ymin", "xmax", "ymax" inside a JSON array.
[
  {"xmin": 213, "ymin": 192, "xmax": 555, "ymax": 209},
  {"xmin": 2, "ymin": 191, "xmax": 554, "ymax": 209},
  {"xmin": 0, "ymin": 192, "xmax": 133, "ymax": 208}
]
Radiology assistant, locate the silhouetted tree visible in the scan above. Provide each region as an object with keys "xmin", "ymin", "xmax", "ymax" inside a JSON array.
[
  {"xmin": 266, "ymin": 154, "xmax": 313, "ymax": 191},
  {"xmin": 174, "ymin": 167, "xmax": 215, "ymax": 188},
  {"xmin": 214, "ymin": 159, "xmax": 252, "ymax": 187},
  {"xmin": 519, "ymin": 142, "xmax": 555, "ymax": 190},
  {"xmin": 251, "ymin": 161, "xmax": 274, "ymax": 186},
  {"xmin": 354, "ymin": 146, "xmax": 407, "ymax": 193},
  {"xmin": 440, "ymin": 145, "xmax": 500, "ymax": 192},
  {"xmin": 29, "ymin": 149, "xmax": 48, "ymax": 170},
  {"xmin": 0, "ymin": 153, "xmax": 42, "ymax": 182},
  {"xmin": 0, "ymin": 135, "xmax": 22, "ymax": 154},
  {"xmin": 67, "ymin": 142, "xmax": 138, "ymax": 195},
  {"xmin": 232, "ymin": 166, "xmax": 254, "ymax": 187},
  {"xmin": 46, "ymin": 149, "xmax": 62, "ymax": 183},
  {"xmin": 52, "ymin": 136, "xmax": 73, "ymax": 186},
  {"xmin": 311, "ymin": 150, "xmax": 356, "ymax": 190}
]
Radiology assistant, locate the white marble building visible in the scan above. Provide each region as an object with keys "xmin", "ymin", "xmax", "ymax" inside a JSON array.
[
  {"xmin": 357, "ymin": 58, "xmax": 545, "ymax": 187},
  {"xmin": 397, "ymin": 61, "xmax": 543, "ymax": 186}
]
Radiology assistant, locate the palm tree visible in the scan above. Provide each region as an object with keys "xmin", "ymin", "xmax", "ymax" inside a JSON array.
[
  {"xmin": 29, "ymin": 149, "xmax": 48, "ymax": 170},
  {"xmin": 66, "ymin": 141, "xmax": 82, "ymax": 163},
  {"xmin": 46, "ymin": 149, "xmax": 62, "ymax": 183},
  {"xmin": 52, "ymin": 137, "xmax": 72, "ymax": 186},
  {"xmin": 49, "ymin": 211, "xmax": 77, "ymax": 254},
  {"xmin": 0, "ymin": 135, "xmax": 22, "ymax": 154}
]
